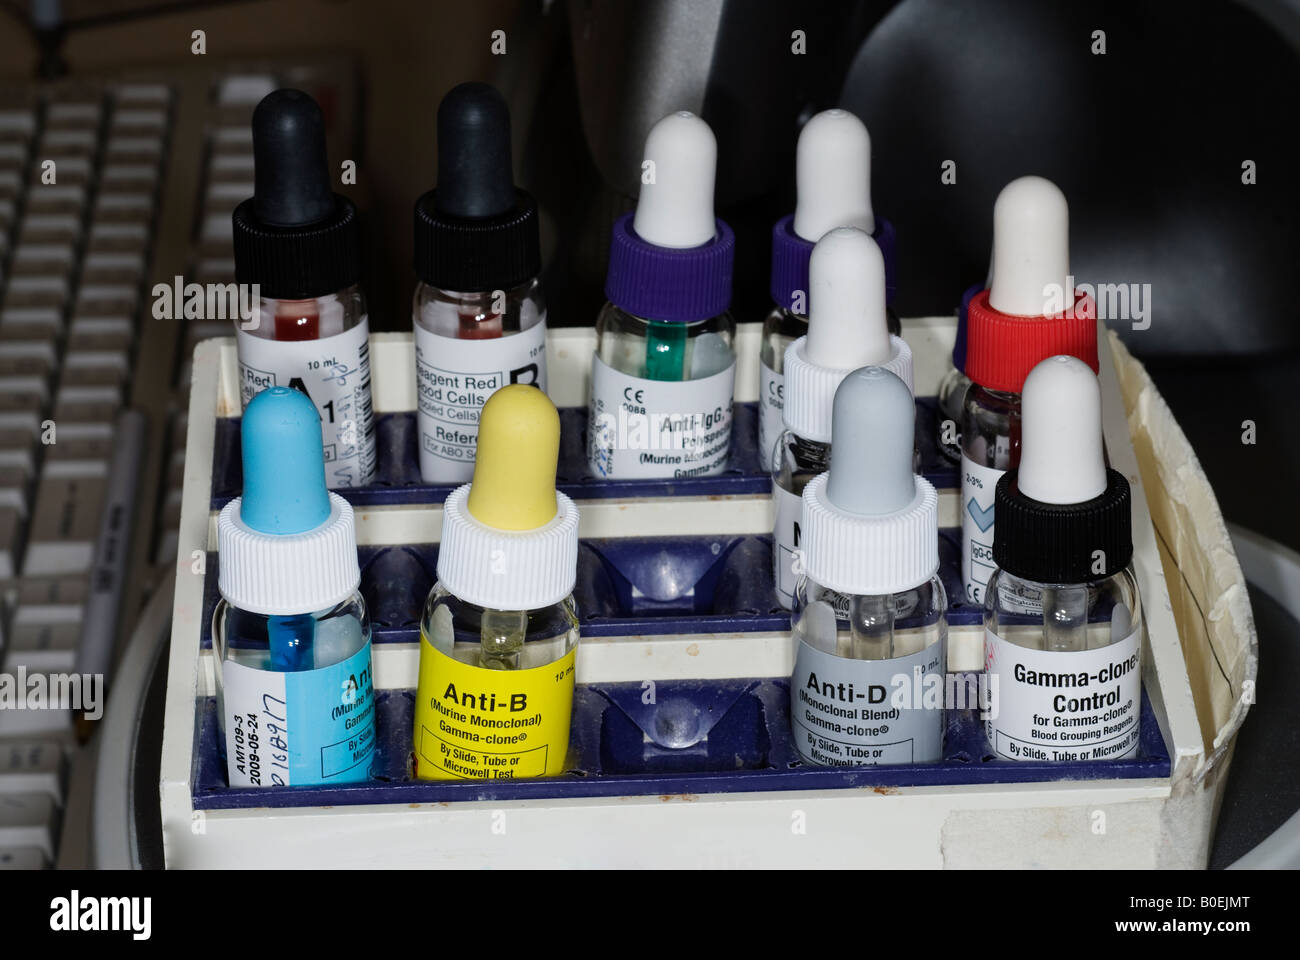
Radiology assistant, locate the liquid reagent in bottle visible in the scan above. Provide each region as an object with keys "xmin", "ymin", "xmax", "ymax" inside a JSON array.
[
  {"xmin": 771, "ymin": 226, "xmax": 912, "ymax": 609},
  {"xmin": 413, "ymin": 82, "xmax": 546, "ymax": 483},
  {"xmin": 983, "ymin": 355, "xmax": 1141, "ymax": 762},
  {"xmin": 232, "ymin": 89, "xmax": 376, "ymax": 488},
  {"xmin": 214, "ymin": 386, "xmax": 375, "ymax": 787},
  {"xmin": 414, "ymin": 384, "xmax": 581, "ymax": 780},
  {"xmin": 790, "ymin": 366, "xmax": 946, "ymax": 766},
  {"xmin": 587, "ymin": 111, "xmax": 736, "ymax": 480},
  {"xmin": 759, "ymin": 108, "xmax": 898, "ymax": 462},
  {"xmin": 960, "ymin": 176, "xmax": 1097, "ymax": 605}
]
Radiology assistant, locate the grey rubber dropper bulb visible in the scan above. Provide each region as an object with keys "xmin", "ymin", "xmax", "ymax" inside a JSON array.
[
  {"xmin": 435, "ymin": 81, "xmax": 516, "ymax": 219},
  {"xmin": 252, "ymin": 89, "xmax": 335, "ymax": 227},
  {"xmin": 826, "ymin": 366, "xmax": 915, "ymax": 516}
]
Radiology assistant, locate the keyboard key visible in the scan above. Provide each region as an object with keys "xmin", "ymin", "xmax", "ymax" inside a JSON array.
[
  {"xmin": 217, "ymin": 74, "xmax": 277, "ymax": 107},
  {"xmin": 25, "ymin": 184, "xmax": 88, "ymax": 215},
  {"xmin": 113, "ymin": 83, "xmax": 171, "ymax": 105},
  {"xmin": 0, "ymin": 847, "xmax": 48, "ymax": 869},
  {"xmin": 111, "ymin": 108, "xmax": 167, "ymax": 134},
  {"xmin": 88, "ymin": 221, "xmax": 149, "ymax": 251},
  {"xmin": 4, "ymin": 273, "xmax": 69, "ymax": 306},
  {"xmin": 93, "ymin": 192, "xmax": 153, "ymax": 223},
  {"xmin": 0, "ymin": 341, "xmax": 57, "ymax": 379},
  {"xmin": 80, "ymin": 251, "xmax": 146, "ymax": 284},
  {"xmin": 0, "ymin": 741, "xmax": 66, "ymax": 803},
  {"xmin": 0, "ymin": 390, "xmax": 44, "ymax": 434},
  {"xmin": 7, "ymin": 618, "xmax": 80, "ymax": 673},
  {"xmin": 0, "ymin": 465, "xmax": 30, "ymax": 514},
  {"xmin": 0, "ymin": 794, "xmax": 58, "ymax": 861},
  {"xmin": 46, "ymin": 101, "xmax": 102, "ymax": 129},
  {"xmin": 23, "ymin": 468, "xmax": 106, "ymax": 577},
  {"xmin": 67, "ymin": 320, "xmax": 133, "ymax": 353},
  {"xmin": 16, "ymin": 576, "xmax": 87, "ymax": 607},
  {"xmin": 76, "ymin": 284, "xmax": 138, "ymax": 317},
  {"xmin": 17, "ymin": 214, "xmax": 80, "ymax": 245}
]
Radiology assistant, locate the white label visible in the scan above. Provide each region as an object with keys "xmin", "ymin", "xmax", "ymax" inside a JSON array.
[
  {"xmin": 236, "ymin": 319, "xmax": 376, "ymax": 488},
  {"xmin": 223, "ymin": 663, "xmax": 288, "ymax": 788},
  {"xmin": 757, "ymin": 358, "xmax": 783, "ymax": 470},
  {"xmin": 791, "ymin": 635, "xmax": 945, "ymax": 766},
  {"xmin": 413, "ymin": 317, "xmax": 548, "ymax": 483},
  {"xmin": 983, "ymin": 627, "xmax": 1142, "ymax": 762},
  {"xmin": 961, "ymin": 453, "xmax": 1004, "ymax": 604},
  {"xmin": 773, "ymin": 481, "xmax": 802, "ymax": 608},
  {"xmin": 586, "ymin": 354, "xmax": 735, "ymax": 479}
]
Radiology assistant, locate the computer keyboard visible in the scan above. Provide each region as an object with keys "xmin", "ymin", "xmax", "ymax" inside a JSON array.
[{"xmin": 0, "ymin": 55, "xmax": 358, "ymax": 868}]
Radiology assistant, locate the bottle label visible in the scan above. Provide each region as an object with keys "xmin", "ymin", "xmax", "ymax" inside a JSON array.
[
  {"xmin": 587, "ymin": 355, "xmax": 735, "ymax": 479},
  {"xmin": 236, "ymin": 318, "xmax": 376, "ymax": 488},
  {"xmin": 983, "ymin": 627, "xmax": 1142, "ymax": 762},
  {"xmin": 773, "ymin": 481, "xmax": 802, "ymax": 608},
  {"xmin": 960, "ymin": 453, "xmax": 1005, "ymax": 604},
  {"xmin": 413, "ymin": 638, "xmax": 576, "ymax": 781},
  {"xmin": 790, "ymin": 635, "xmax": 945, "ymax": 766},
  {"xmin": 222, "ymin": 639, "xmax": 376, "ymax": 788},
  {"xmin": 414, "ymin": 316, "xmax": 548, "ymax": 484},
  {"xmin": 757, "ymin": 357, "xmax": 784, "ymax": 469}
]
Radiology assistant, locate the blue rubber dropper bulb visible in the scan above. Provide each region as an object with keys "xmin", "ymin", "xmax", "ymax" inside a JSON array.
[
  {"xmin": 826, "ymin": 366, "xmax": 916, "ymax": 516},
  {"xmin": 240, "ymin": 386, "xmax": 331, "ymax": 535},
  {"xmin": 240, "ymin": 386, "xmax": 329, "ymax": 670}
]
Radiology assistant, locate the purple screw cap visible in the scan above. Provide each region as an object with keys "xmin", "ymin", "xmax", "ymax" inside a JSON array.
[
  {"xmin": 604, "ymin": 212, "xmax": 735, "ymax": 323},
  {"xmin": 769, "ymin": 213, "xmax": 897, "ymax": 313}
]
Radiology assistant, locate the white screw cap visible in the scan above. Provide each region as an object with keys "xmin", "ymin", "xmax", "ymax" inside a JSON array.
[
  {"xmin": 793, "ymin": 108, "xmax": 874, "ymax": 241},
  {"xmin": 633, "ymin": 111, "xmax": 717, "ymax": 248},
  {"xmin": 800, "ymin": 367, "xmax": 939, "ymax": 595},
  {"xmin": 1018, "ymin": 355, "xmax": 1108, "ymax": 504},
  {"xmin": 806, "ymin": 226, "xmax": 891, "ymax": 368},
  {"xmin": 988, "ymin": 175, "xmax": 1074, "ymax": 317}
]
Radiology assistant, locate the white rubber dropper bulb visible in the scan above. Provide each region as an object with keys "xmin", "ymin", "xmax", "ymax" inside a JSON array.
[
  {"xmin": 793, "ymin": 108, "xmax": 874, "ymax": 240},
  {"xmin": 805, "ymin": 226, "xmax": 891, "ymax": 369},
  {"xmin": 988, "ymin": 175, "xmax": 1074, "ymax": 317},
  {"xmin": 1018, "ymin": 355, "xmax": 1107, "ymax": 504},
  {"xmin": 632, "ymin": 111, "xmax": 717, "ymax": 249}
]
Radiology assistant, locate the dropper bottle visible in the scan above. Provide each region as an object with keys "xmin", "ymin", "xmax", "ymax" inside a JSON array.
[
  {"xmin": 414, "ymin": 384, "xmax": 581, "ymax": 780},
  {"xmin": 771, "ymin": 226, "xmax": 912, "ymax": 609},
  {"xmin": 759, "ymin": 108, "xmax": 899, "ymax": 462},
  {"xmin": 790, "ymin": 367, "xmax": 946, "ymax": 767},
  {"xmin": 232, "ymin": 89, "xmax": 375, "ymax": 489},
  {"xmin": 413, "ymin": 82, "xmax": 546, "ymax": 484},
  {"xmin": 960, "ymin": 176, "xmax": 1098, "ymax": 606},
  {"xmin": 935, "ymin": 274, "xmax": 987, "ymax": 464},
  {"xmin": 983, "ymin": 355, "xmax": 1142, "ymax": 762},
  {"xmin": 587, "ymin": 111, "xmax": 737, "ymax": 480},
  {"xmin": 214, "ymin": 386, "xmax": 374, "ymax": 787}
]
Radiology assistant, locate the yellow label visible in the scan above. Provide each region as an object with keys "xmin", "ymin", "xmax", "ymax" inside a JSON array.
[{"xmin": 413, "ymin": 638, "xmax": 576, "ymax": 781}]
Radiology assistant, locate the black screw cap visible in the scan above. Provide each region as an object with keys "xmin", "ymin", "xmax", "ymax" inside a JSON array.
[{"xmin": 414, "ymin": 81, "xmax": 540, "ymax": 292}]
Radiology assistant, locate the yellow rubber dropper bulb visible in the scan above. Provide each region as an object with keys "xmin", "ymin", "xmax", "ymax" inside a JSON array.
[{"xmin": 466, "ymin": 384, "xmax": 561, "ymax": 531}]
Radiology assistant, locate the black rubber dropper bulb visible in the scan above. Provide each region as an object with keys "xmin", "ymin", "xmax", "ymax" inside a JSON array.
[
  {"xmin": 434, "ymin": 81, "xmax": 515, "ymax": 219},
  {"xmin": 233, "ymin": 88, "xmax": 359, "ymax": 300},
  {"xmin": 252, "ymin": 88, "xmax": 335, "ymax": 227}
]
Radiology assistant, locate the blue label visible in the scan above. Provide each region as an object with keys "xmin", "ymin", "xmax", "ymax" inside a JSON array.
[
  {"xmin": 226, "ymin": 638, "xmax": 376, "ymax": 788},
  {"xmin": 283, "ymin": 641, "xmax": 376, "ymax": 783}
]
